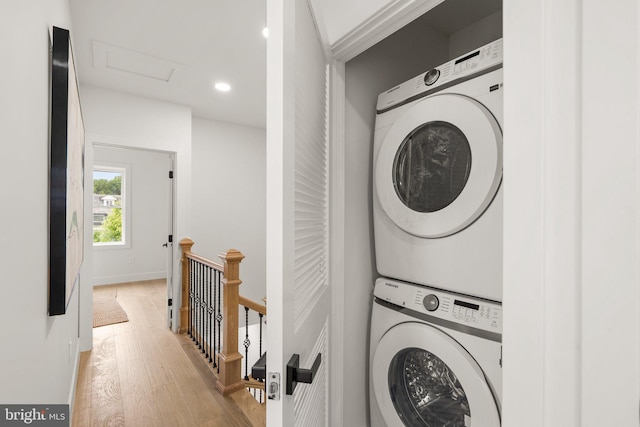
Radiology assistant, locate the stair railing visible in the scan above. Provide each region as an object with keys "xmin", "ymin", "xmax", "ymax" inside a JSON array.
[{"xmin": 179, "ymin": 238, "xmax": 266, "ymax": 397}]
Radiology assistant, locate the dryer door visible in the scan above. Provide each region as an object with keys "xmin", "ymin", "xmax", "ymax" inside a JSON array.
[
  {"xmin": 375, "ymin": 93, "xmax": 502, "ymax": 238},
  {"xmin": 372, "ymin": 322, "xmax": 500, "ymax": 427}
]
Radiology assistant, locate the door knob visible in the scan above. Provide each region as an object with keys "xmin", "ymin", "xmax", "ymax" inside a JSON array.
[{"xmin": 286, "ymin": 353, "xmax": 321, "ymax": 395}]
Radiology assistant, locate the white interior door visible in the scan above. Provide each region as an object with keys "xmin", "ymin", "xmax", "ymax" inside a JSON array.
[
  {"xmin": 266, "ymin": 0, "xmax": 331, "ymax": 425},
  {"xmin": 166, "ymin": 153, "xmax": 175, "ymax": 329}
]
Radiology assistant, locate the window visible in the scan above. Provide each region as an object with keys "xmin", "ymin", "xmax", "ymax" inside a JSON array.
[{"xmin": 93, "ymin": 167, "xmax": 126, "ymax": 246}]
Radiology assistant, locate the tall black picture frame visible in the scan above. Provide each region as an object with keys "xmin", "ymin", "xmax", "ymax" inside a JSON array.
[{"xmin": 49, "ymin": 26, "xmax": 85, "ymax": 316}]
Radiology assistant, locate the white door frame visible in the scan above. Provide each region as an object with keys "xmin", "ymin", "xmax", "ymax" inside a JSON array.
[{"xmin": 81, "ymin": 140, "xmax": 183, "ymax": 352}]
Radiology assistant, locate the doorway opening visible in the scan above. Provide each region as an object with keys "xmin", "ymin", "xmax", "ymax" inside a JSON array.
[{"xmin": 91, "ymin": 144, "xmax": 176, "ymax": 328}]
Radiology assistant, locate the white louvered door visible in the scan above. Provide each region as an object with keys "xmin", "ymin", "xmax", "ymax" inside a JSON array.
[{"xmin": 266, "ymin": 0, "xmax": 331, "ymax": 425}]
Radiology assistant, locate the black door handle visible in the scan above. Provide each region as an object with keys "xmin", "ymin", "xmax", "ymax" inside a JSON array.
[
  {"xmin": 162, "ymin": 242, "xmax": 168, "ymax": 247},
  {"xmin": 286, "ymin": 353, "xmax": 321, "ymax": 395}
]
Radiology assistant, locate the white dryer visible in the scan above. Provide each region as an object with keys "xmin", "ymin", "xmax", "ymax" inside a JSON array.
[
  {"xmin": 373, "ymin": 39, "xmax": 503, "ymax": 301},
  {"xmin": 369, "ymin": 277, "xmax": 502, "ymax": 427}
]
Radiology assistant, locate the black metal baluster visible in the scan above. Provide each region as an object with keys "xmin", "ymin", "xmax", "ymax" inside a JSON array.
[
  {"xmin": 193, "ymin": 261, "xmax": 197, "ymax": 342},
  {"xmin": 203, "ymin": 266, "xmax": 209, "ymax": 358},
  {"xmin": 201, "ymin": 262, "xmax": 206, "ymax": 352},
  {"xmin": 198, "ymin": 262, "xmax": 202, "ymax": 352},
  {"xmin": 189, "ymin": 259, "xmax": 194, "ymax": 341},
  {"xmin": 207, "ymin": 266, "xmax": 213, "ymax": 362},
  {"xmin": 200, "ymin": 262, "xmax": 205, "ymax": 351},
  {"xmin": 259, "ymin": 312, "xmax": 264, "ymax": 403},
  {"xmin": 193, "ymin": 262, "xmax": 198, "ymax": 346},
  {"xmin": 258, "ymin": 313, "xmax": 263, "ymax": 361},
  {"xmin": 212, "ymin": 269, "xmax": 218, "ymax": 369},
  {"xmin": 198, "ymin": 262, "xmax": 204, "ymax": 349},
  {"xmin": 243, "ymin": 306, "xmax": 250, "ymax": 380},
  {"xmin": 187, "ymin": 259, "xmax": 191, "ymax": 338},
  {"xmin": 216, "ymin": 270, "xmax": 222, "ymax": 374}
]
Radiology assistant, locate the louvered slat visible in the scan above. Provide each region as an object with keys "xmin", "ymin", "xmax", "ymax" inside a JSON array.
[
  {"xmin": 294, "ymin": 320, "xmax": 328, "ymax": 427},
  {"xmin": 293, "ymin": 0, "xmax": 329, "ymax": 328}
]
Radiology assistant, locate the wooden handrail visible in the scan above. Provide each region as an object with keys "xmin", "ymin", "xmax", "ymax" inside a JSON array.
[
  {"xmin": 239, "ymin": 295, "xmax": 267, "ymax": 316},
  {"xmin": 186, "ymin": 252, "xmax": 224, "ymax": 271}
]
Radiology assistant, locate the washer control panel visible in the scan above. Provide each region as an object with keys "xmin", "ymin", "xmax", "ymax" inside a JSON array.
[
  {"xmin": 375, "ymin": 277, "xmax": 502, "ymax": 333},
  {"xmin": 377, "ymin": 38, "xmax": 503, "ymax": 111}
]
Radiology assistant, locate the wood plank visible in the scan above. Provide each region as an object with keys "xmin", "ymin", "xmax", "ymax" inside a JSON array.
[
  {"xmin": 118, "ymin": 357, "xmax": 156, "ymax": 427},
  {"xmin": 114, "ymin": 331, "xmax": 144, "ymax": 362},
  {"xmin": 231, "ymin": 389, "xmax": 267, "ymax": 427},
  {"xmin": 73, "ymin": 279, "xmax": 263, "ymax": 426},
  {"xmin": 73, "ymin": 351, "xmax": 93, "ymax": 411},
  {"xmin": 151, "ymin": 382, "xmax": 197, "ymax": 427},
  {"xmin": 71, "ymin": 406, "xmax": 90, "ymax": 427},
  {"xmin": 91, "ymin": 402, "xmax": 125, "ymax": 427}
]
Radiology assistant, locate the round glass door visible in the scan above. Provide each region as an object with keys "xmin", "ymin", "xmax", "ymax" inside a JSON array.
[
  {"xmin": 389, "ymin": 348, "xmax": 471, "ymax": 426},
  {"xmin": 372, "ymin": 323, "xmax": 500, "ymax": 427},
  {"xmin": 375, "ymin": 93, "xmax": 502, "ymax": 238},
  {"xmin": 393, "ymin": 121, "xmax": 472, "ymax": 213}
]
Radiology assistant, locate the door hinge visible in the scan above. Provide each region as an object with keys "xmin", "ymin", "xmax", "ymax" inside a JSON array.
[
  {"xmin": 168, "ymin": 235, "xmax": 173, "ymax": 243},
  {"xmin": 168, "ymin": 298, "xmax": 173, "ymax": 307},
  {"xmin": 169, "ymin": 171, "xmax": 174, "ymax": 179}
]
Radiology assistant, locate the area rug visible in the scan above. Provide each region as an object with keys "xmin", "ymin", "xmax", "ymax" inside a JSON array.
[{"xmin": 93, "ymin": 295, "xmax": 129, "ymax": 328}]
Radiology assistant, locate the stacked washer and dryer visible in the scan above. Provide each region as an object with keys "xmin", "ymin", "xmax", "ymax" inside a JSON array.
[{"xmin": 369, "ymin": 39, "xmax": 504, "ymax": 427}]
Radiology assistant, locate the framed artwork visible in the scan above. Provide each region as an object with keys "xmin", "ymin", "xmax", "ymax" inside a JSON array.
[{"xmin": 49, "ymin": 26, "xmax": 85, "ymax": 316}]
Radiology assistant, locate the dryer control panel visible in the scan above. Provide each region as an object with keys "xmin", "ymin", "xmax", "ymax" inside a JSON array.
[
  {"xmin": 377, "ymin": 38, "xmax": 503, "ymax": 112},
  {"xmin": 374, "ymin": 277, "xmax": 502, "ymax": 334}
]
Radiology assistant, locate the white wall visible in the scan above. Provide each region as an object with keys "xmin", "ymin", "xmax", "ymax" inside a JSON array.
[
  {"xmin": 80, "ymin": 85, "xmax": 192, "ymax": 335},
  {"xmin": 503, "ymin": 0, "xmax": 640, "ymax": 425},
  {"xmin": 0, "ymin": 0, "xmax": 83, "ymax": 406},
  {"xmin": 343, "ymin": 24, "xmax": 449, "ymax": 427},
  {"xmin": 191, "ymin": 117, "xmax": 266, "ymax": 306},
  {"xmin": 580, "ymin": 1, "xmax": 639, "ymax": 422},
  {"xmin": 449, "ymin": 10, "xmax": 502, "ymax": 58},
  {"xmin": 92, "ymin": 146, "xmax": 171, "ymax": 285}
]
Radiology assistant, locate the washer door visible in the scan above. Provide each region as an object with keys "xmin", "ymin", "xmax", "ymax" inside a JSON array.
[
  {"xmin": 372, "ymin": 322, "xmax": 500, "ymax": 427},
  {"xmin": 375, "ymin": 94, "xmax": 502, "ymax": 238}
]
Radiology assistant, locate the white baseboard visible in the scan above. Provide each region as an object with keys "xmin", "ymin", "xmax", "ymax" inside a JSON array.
[
  {"xmin": 68, "ymin": 340, "xmax": 81, "ymax": 425},
  {"xmin": 92, "ymin": 271, "xmax": 166, "ymax": 286}
]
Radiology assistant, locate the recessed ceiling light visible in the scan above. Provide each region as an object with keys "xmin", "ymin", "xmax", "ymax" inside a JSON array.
[
  {"xmin": 262, "ymin": 27, "xmax": 269, "ymax": 38},
  {"xmin": 214, "ymin": 82, "xmax": 231, "ymax": 92}
]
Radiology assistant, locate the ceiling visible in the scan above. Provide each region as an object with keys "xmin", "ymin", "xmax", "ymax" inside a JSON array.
[
  {"xmin": 69, "ymin": 0, "xmax": 267, "ymax": 129},
  {"xmin": 68, "ymin": 0, "xmax": 500, "ymax": 131}
]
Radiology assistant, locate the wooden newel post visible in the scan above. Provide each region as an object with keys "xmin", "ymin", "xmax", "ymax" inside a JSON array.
[
  {"xmin": 178, "ymin": 238, "xmax": 194, "ymax": 334},
  {"xmin": 216, "ymin": 248, "xmax": 245, "ymax": 395}
]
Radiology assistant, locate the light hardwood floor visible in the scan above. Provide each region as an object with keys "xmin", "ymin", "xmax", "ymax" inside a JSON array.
[{"xmin": 72, "ymin": 280, "xmax": 264, "ymax": 427}]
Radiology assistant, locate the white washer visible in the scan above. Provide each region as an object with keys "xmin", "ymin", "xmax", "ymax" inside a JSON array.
[
  {"xmin": 373, "ymin": 39, "xmax": 503, "ymax": 301},
  {"xmin": 369, "ymin": 277, "xmax": 502, "ymax": 427}
]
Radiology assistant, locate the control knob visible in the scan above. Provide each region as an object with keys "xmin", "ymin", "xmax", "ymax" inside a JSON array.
[
  {"xmin": 423, "ymin": 294, "xmax": 439, "ymax": 312},
  {"xmin": 424, "ymin": 68, "xmax": 440, "ymax": 86}
]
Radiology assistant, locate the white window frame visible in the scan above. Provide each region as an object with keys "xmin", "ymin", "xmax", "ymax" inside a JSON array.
[{"xmin": 93, "ymin": 163, "xmax": 132, "ymax": 249}]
